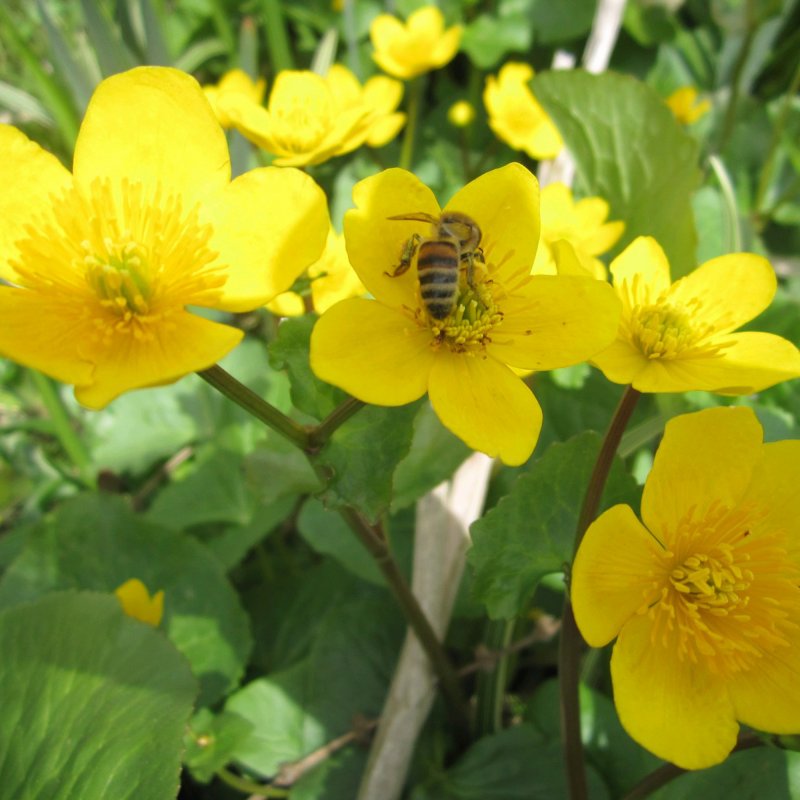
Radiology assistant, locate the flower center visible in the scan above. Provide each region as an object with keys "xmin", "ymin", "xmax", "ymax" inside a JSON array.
[
  {"xmin": 631, "ymin": 303, "xmax": 698, "ymax": 358},
  {"xmin": 429, "ymin": 274, "xmax": 503, "ymax": 353},
  {"xmin": 269, "ymin": 76, "xmax": 333, "ymax": 153},
  {"xmin": 11, "ymin": 178, "xmax": 225, "ymax": 345},
  {"xmin": 644, "ymin": 502, "xmax": 800, "ymax": 676}
]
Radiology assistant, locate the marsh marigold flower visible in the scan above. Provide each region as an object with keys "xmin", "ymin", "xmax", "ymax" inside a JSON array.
[
  {"xmin": 484, "ymin": 63, "xmax": 562, "ymax": 160},
  {"xmin": 448, "ymin": 100, "xmax": 475, "ymax": 128},
  {"xmin": 665, "ymin": 86, "xmax": 711, "ymax": 125},
  {"xmin": 370, "ymin": 6, "xmax": 462, "ymax": 80},
  {"xmin": 534, "ymin": 183, "xmax": 624, "ymax": 278},
  {"xmin": 592, "ymin": 236, "xmax": 800, "ymax": 393},
  {"xmin": 115, "ymin": 578, "xmax": 164, "ymax": 627},
  {"xmin": 309, "ymin": 164, "xmax": 621, "ymax": 465},
  {"xmin": 224, "ymin": 65, "xmax": 402, "ymax": 166},
  {"xmin": 0, "ymin": 67, "xmax": 328, "ymax": 407},
  {"xmin": 268, "ymin": 226, "xmax": 366, "ymax": 317},
  {"xmin": 203, "ymin": 68, "xmax": 266, "ymax": 129},
  {"xmin": 572, "ymin": 406, "xmax": 800, "ymax": 768}
]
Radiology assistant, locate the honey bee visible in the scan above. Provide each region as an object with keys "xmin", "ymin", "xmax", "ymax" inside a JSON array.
[{"xmin": 385, "ymin": 211, "xmax": 484, "ymax": 320}]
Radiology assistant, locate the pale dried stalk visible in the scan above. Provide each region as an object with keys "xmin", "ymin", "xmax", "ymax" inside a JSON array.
[{"xmin": 356, "ymin": 452, "xmax": 493, "ymax": 800}]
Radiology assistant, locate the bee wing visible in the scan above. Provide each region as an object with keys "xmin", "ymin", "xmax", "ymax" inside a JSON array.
[{"xmin": 387, "ymin": 212, "xmax": 440, "ymax": 224}]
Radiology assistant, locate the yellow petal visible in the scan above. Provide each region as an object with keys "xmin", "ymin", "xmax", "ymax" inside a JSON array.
[
  {"xmin": 408, "ymin": 5, "xmax": 446, "ymax": 36},
  {"xmin": 741, "ymin": 440, "xmax": 800, "ymax": 564},
  {"xmin": 612, "ymin": 614, "xmax": 739, "ymax": 769},
  {"xmin": 370, "ymin": 14, "xmax": 406, "ymax": 52},
  {"xmin": 609, "ymin": 236, "xmax": 672, "ymax": 304},
  {"xmin": 310, "ymin": 298, "xmax": 434, "ymax": 405},
  {"xmin": 430, "ymin": 24, "xmax": 463, "ymax": 67},
  {"xmin": 488, "ymin": 276, "xmax": 621, "ymax": 370},
  {"xmin": 343, "ymin": 168, "xmax": 440, "ymax": 308},
  {"xmin": 641, "ymin": 406, "xmax": 763, "ymax": 544},
  {"xmin": 427, "ymin": 352, "xmax": 541, "ymax": 465},
  {"xmin": 629, "ymin": 332, "xmax": 800, "ymax": 394},
  {"xmin": 366, "ymin": 112, "xmax": 406, "ymax": 147},
  {"xmin": 729, "ymin": 627, "xmax": 800, "ymax": 733},
  {"xmin": 571, "ymin": 505, "xmax": 663, "ymax": 647},
  {"xmin": 75, "ymin": 312, "xmax": 244, "ymax": 409},
  {"xmin": 0, "ymin": 125, "xmax": 72, "ymax": 282},
  {"xmin": 267, "ymin": 291, "xmax": 306, "ymax": 317},
  {"xmin": 0, "ymin": 288, "xmax": 95, "ymax": 387},
  {"xmin": 73, "ymin": 67, "xmax": 229, "ymax": 205},
  {"xmin": 667, "ymin": 253, "xmax": 776, "ymax": 334},
  {"xmin": 115, "ymin": 578, "xmax": 164, "ymax": 627},
  {"xmin": 590, "ymin": 337, "xmax": 650, "ymax": 385},
  {"xmin": 204, "ymin": 166, "xmax": 328, "ymax": 311},
  {"xmin": 363, "ymin": 75, "xmax": 404, "ymax": 114},
  {"xmin": 445, "ymin": 162, "xmax": 540, "ymax": 284}
]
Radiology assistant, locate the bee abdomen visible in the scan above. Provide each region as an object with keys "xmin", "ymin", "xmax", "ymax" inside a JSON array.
[{"xmin": 417, "ymin": 242, "xmax": 459, "ymax": 320}]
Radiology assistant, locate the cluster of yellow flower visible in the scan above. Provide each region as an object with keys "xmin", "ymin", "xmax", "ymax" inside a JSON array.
[{"xmin": 0, "ymin": 2, "xmax": 795, "ymax": 774}]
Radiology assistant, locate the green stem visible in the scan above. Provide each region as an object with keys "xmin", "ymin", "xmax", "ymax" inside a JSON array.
[
  {"xmin": 216, "ymin": 768, "xmax": 289, "ymax": 797},
  {"xmin": 754, "ymin": 55, "xmax": 800, "ymax": 215},
  {"xmin": 337, "ymin": 505, "xmax": 472, "ymax": 734},
  {"xmin": 757, "ymin": 172, "xmax": 800, "ymax": 225},
  {"xmin": 261, "ymin": 0, "xmax": 294, "ymax": 73},
  {"xmin": 560, "ymin": 385, "xmax": 641, "ymax": 800},
  {"xmin": 620, "ymin": 733, "xmax": 762, "ymax": 800},
  {"xmin": 307, "ymin": 396, "xmax": 365, "ymax": 451},
  {"xmin": 399, "ymin": 76, "xmax": 424, "ymax": 171},
  {"xmin": 707, "ymin": 154, "xmax": 742, "ymax": 253},
  {"xmin": 198, "ymin": 365, "xmax": 309, "ymax": 450},
  {"xmin": 715, "ymin": 21, "xmax": 757, "ymax": 156},
  {"xmin": 474, "ymin": 618, "xmax": 515, "ymax": 737},
  {"xmin": 30, "ymin": 371, "xmax": 94, "ymax": 487}
]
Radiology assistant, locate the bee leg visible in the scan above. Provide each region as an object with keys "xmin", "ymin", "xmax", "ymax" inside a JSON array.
[{"xmin": 385, "ymin": 234, "xmax": 422, "ymax": 278}]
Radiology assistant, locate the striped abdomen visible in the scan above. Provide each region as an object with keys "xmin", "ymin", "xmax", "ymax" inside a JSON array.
[{"xmin": 417, "ymin": 240, "xmax": 459, "ymax": 320}]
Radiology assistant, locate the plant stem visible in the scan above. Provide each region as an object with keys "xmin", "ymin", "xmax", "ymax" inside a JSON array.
[
  {"xmin": 560, "ymin": 385, "xmax": 641, "ymax": 800},
  {"xmin": 198, "ymin": 365, "xmax": 310, "ymax": 450},
  {"xmin": 337, "ymin": 505, "xmax": 472, "ymax": 732},
  {"xmin": 399, "ymin": 77, "xmax": 424, "ymax": 171},
  {"xmin": 307, "ymin": 396, "xmax": 366, "ymax": 451},
  {"xmin": 620, "ymin": 732, "xmax": 763, "ymax": 800},
  {"xmin": 474, "ymin": 618, "xmax": 515, "ymax": 737},
  {"xmin": 216, "ymin": 767, "xmax": 289, "ymax": 797},
  {"xmin": 30, "ymin": 371, "xmax": 94, "ymax": 487},
  {"xmin": 260, "ymin": 0, "xmax": 294, "ymax": 73}
]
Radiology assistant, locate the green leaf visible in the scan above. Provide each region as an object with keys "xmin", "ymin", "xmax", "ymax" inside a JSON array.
[
  {"xmin": 0, "ymin": 494, "xmax": 252, "ymax": 706},
  {"xmin": 391, "ymin": 402, "xmax": 472, "ymax": 512},
  {"xmin": 0, "ymin": 592, "xmax": 196, "ymax": 800},
  {"xmin": 244, "ymin": 435, "xmax": 322, "ymax": 505},
  {"xmin": 138, "ymin": 0, "xmax": 171, "ymax": 65},
  {"xmin": 226, "ymin": 585, "xmax": 403, "ymax": 779},
  {"xmin": 525, "ymin": 679, "xmax": 660, "ymax": 797},
  {"xmin": 269, "ymin": 314, "xmax": 347, "ymax": 420},
  {"xmin": 461, "ymin": 12, "xmax": 532, "ymax": 69},
  {"xmin": 534, "ymin": 70, "xmax": 701, "ymax": 277},
  {"xmin": 79, "ymin": 0, "xmax": 136, "ymax": 75},
  {"xmin": 0, "ymin": 80, "xmax": 53, "ymax": 125},
  {"xmin": 298, "ymin": 498, "xmax": 384, "ymax": 585},
  {"xmin": 316, "ymin": 402, "xmax": 420, "ymax": 521},
  {"xmin": 468, "ymin": 432, "xmax": 639, "ymax": 619},
  {"xmin": 184, "ymin": 708, "xmax": 254, "ymax": 784},
  {"xmin": 410, "ymin": 724, "xmax": 610, "ymax": 799}
]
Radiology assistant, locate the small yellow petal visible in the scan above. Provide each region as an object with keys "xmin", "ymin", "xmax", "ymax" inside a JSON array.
[
  {"xmin": 310, "ymin": 298, "xmax": 434, "ymax": 405},
  {"xmin": 428, "ymin": 352, "xmax": 542, "ymax": 465},
  {"xmin": 572, "ymin": 504, "xmax": 663, "ymax": 647},
  {"xmin": 612, "ymin": 615, "xmax": 739, "ymax": 769},
  {"xmin": 609, "ymin": 236, "xmax": 672, "ymax": 303},
  {"xmin": 115, "ymin": 578, "xmax": 164, "ymax": 627}
]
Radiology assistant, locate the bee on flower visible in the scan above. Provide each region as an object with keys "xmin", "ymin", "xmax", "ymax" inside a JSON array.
[
  {"xmin": 572, "ymin": 406, "xmax": 800, "ymax": 768},
  {"xmin": 310, "ymin": 164, "xmax": 621, "ymax": 465}
]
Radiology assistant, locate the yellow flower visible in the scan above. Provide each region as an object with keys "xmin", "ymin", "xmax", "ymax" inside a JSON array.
[
  {"xmin": 370, "ymin": 6, "xmax": 462, "ymax": 80},
  {"xmin": 534, "ymin": 183, "xmax": 624, "ymax": 278},
  {"xmin": 591, "ymin": 236, "xmax": 800, "ymax": 393},
  {"xmin": 483, "ymin": 62, "xmax": 562, "ymax": 160},
  {"xmin": 572, "ymin": 406, "xmax": 800, "ymax": 769},
  {"xmin": 309, "ymin": 165, "xmax": 621, "ymax": 465},
  {"xmin": 326, "ymin": 64, "xmax": 406, "ymax": 148},
  {"xmin": 203, "ymin": 68, "xmax": 266, "ymax": 129},
  {"xmin": 0, "ymin": 67, "xmax": 328, "ymax": 408},
  {"xmin": 115, "ymin": 578, "xmax": 164, "ymax": 627},
  {"xmin": 223, "ymin": 69, "xmax": 375, "ymax": 166},
  {"xmin": 665, "ymin": 86, "xmax": 711, "ymax": 125},
  {"xmin": 268, "ymin": 226, "xmax": 366, "ymax": 316},
  {"xmin": 448, "ymin": 100, "xmax": 475, "ymax": 128}
]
